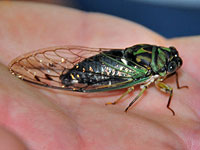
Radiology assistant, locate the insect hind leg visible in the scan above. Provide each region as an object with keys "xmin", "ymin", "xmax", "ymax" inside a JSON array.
[
  {"xmin": 105, "ymin": 86, "xmax": 134, "ymax": 105},
  {"xmin": 125, "ymin": 85, "xmax": 147, "ymax": 112}
]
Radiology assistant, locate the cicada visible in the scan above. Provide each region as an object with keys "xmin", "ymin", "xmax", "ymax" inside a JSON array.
[{"xmin": 9, "ymin": 44, "xmax": 188, "ymax": 115}]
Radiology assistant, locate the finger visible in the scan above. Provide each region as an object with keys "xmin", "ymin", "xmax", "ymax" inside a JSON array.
[{"xmin": 0, "ymin": 1, "xmax": 166, "ymax": 65}]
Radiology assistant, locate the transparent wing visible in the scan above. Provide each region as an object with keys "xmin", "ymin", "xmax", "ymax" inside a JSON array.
[
  {"xmin": 9, "ymin": 46, "xmax": 107, "ymax": 89},
  {"xmin": 9, "ymin": 46, "xmax": 147, "ymax": 92}
]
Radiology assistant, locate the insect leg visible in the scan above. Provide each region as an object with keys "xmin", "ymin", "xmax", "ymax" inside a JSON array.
[
  {"xmin": 124, "ymin": 85, "xmax": 147, "ymax": 112},
  {"xmin": 175, "ymin": 72, "xmax": 189, "ymax": 89},
  {"xmin": 105, "ymin": 87, "xmax": 134, "ymax": 105},
  {"xmin": 155, "ymin": 79, "xmax": 175, "ymax": 115}
]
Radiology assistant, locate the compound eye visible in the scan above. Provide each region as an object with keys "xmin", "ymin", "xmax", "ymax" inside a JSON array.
[{"xmin": 167, "ymin": 61, "xmax": 177, "ymax": 73}]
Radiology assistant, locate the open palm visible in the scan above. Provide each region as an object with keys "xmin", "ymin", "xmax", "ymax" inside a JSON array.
[{"xmin": 0, "ymin": 2, "xmax": 199, "ymax": 150}]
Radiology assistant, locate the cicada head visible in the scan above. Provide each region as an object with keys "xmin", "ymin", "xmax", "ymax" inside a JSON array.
[{"xmin": 166, "ymin": 46, "xmax": 183, "ymax": 75}]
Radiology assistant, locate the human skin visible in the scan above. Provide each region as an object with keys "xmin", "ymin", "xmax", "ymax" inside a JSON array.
[{"xmin": 0, "ymin": 1, "xmax": 200, "ymax": 150}]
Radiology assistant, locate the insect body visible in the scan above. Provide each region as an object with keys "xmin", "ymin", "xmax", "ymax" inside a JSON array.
[{"xmin": 9, "ymin": 44, "xmax": 188, "ymax": 115}]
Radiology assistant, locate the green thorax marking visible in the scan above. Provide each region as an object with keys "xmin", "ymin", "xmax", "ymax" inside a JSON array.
[
  {"xmin": 157, "ymin": 48, "xmax": 166, "ymax": 69},
  {"xmin": 161, "ymin": 47, "xmax": 171, "ymax": 52},
  {"xmin": 133, "ymin": 48, "xmax": 152, "ymax": 55},
  {"xmin": 151, "ymin": 46, "xmax": 167, "ymax": 76},
  {"xmin": 151, "ymin": 46, "xmax": 157, "ymax": 72}
]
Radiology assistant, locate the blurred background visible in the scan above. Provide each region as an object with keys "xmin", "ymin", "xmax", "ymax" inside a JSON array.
[{"xmin": 10, "ymin": 0, "xmax": 200, "ymax": 38}]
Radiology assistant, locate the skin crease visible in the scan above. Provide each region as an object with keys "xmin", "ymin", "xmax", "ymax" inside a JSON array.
[{"xmin": 0, "ymin": 1, "xmax": 200, "ymax": 150}]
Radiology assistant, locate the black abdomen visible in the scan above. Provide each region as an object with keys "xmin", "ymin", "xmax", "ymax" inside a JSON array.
[{"xmin": 60, "ymin": 50, "xmax": 130, "ymax": 86}]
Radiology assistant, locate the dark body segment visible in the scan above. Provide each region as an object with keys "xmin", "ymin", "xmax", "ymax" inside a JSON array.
[{"xmin": 60, "ymin": 49, "xmax": 134, "ymax": 87}]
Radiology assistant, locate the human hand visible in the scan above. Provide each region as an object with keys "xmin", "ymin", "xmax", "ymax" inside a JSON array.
[{"xmin": 0, "ymin": 2, "xmax": 199, "ymax": 150}]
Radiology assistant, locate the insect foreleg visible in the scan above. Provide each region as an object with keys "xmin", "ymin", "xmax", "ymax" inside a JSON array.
[
  {"xmin": 175, "ymin": 72, "xmax": 189, "ymax": 89},
  {"xmin": 155, "ymin": 79, "xmax": 175, "ymax": 115},
  {"xmin": 105, "ymin": 86, "xmax": 134, "ymax": 105}
]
